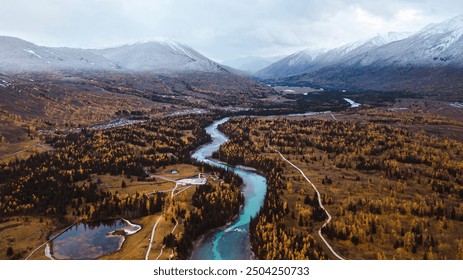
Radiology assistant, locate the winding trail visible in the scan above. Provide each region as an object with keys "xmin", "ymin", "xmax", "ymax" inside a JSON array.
[
  {"xmin": 143, "ymin": 167, "xmax": 201, "ymax": 259},
  {"xmin": 25, "ymin": 242, "xmax": 47, "ymax": 260},
  {"xmin": 268, "ymin": 145, "xmax": 345, "ymax": 260},
  {"xmin": 148, "ymin": 182, "xmax": 181, "ymax": 260},
  {"xmin": 145, "ymin": 215, "xmax": 163, "ymax": 260},
  {"xmin": 156, "ymin": 217, "xmax": 179, "ymax": 260},
  {"xmin": 144, "ymin": 185, "xmax": 183, "ymax": 260},
  {"xmin": 145, "ymin": 176, "xmax": 204, "ymax": 259},
  {"xmin": 171, "ymin": 183, "xmax": 179, "ymax": 199}
]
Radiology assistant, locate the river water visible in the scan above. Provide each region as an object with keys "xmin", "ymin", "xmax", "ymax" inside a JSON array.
[
  {"xmin": 190, "ymin": 117, "xmax": 267, "ymax": 260},
  {"xmin": 45, "ymin": 106, "xmax": 361, "ymax": 260}
]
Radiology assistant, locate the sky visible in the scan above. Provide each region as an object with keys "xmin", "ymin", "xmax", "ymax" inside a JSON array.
[{"xmin": 0, "ymin": 0, "xmax": 462, "ymax": 62}]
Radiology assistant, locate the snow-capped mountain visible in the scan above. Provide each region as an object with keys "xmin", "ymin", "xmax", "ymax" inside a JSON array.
[
  {"xmin": 96, "ymin": 40, "xmax": 230, "ymax": 73},
  {"xmin": 255, "ymin": 32, "xmax": 411, "ymax": 79},
  {"xmin": 0, "ymin": 36, "xmax": 119, "ymax": 73},
  {"xmin": 0, "ymin": 36, "xmax": 232, "ymax": 74},
  {"xmin": 258, "ymin": 14, "xmax": 463, "ymax": 94},
  {"xmin": 346, "ymin": 15, "xmax": 463, "ymax": 68},
  {"xmin": 254, "ymin": 48, "xmax": 327, "ymax": 79}
]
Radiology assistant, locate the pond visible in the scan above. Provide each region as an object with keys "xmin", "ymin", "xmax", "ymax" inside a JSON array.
[{"xmin": 46, "ymin": 219, "xmax": 140, "ymax": 260}]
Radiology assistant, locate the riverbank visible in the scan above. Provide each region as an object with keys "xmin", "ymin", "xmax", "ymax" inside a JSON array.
[
  {"xmin": 189, "ymin": 117, "xmax": 267, "ymax": 260},
  {"xmin": 189, "ymin": 212, "xmax": 239, "ymax": 259}
]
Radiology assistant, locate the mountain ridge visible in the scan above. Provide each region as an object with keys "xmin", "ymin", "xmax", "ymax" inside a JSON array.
[
  {"xmin": 255, "ymin": 31, "xmax": 412, "ymax": 79},
  {"xmin": 255, "ymin": 14, "xmax": 463, "ymax": 95},
  {"xmin": 0, "ymin": 36, "xmax": 236, "ymax": 75},
  {"xmin": 0, "ymin": 36, "xmax": 119, "ymax": 73}
]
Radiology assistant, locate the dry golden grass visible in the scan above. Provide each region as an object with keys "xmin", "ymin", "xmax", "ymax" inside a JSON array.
[
  {"xmin": 0, "ymin": 139, "xmax": 46, "ymax": 163},
  {"xmin": 93, "ymin": 164, "xmax": 201, "ymax": 196},
  {"xmin": 0, "ymin": 216, "xmax": 56, "ymax": 260},
  {"xmin": 100, "ymin": 214, "xmax": 162, "ymax": 260},
  {"xmin": 155, "ymin": 164, "xmax": 202, "ymax": 178},
  {"xmin": 94, "ymin": 174, "xmax": 172, "ymax": 195}
]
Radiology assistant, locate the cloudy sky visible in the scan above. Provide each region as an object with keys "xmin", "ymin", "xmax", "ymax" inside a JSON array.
[{"xmin": 0, "ymin": 0, "xmax": 461, "ymax": 62}]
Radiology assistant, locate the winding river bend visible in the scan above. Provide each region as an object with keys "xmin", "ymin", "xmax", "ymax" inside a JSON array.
[
  {"xmin": 189, "ymin": 102, "xmax": 362, "ymax": 259},
  {"xmin": 190, "ymin": 117, "xmax": 267, "ymax": 260}
]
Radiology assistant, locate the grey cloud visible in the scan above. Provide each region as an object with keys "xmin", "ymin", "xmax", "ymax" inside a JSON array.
[{"xmin": 0, "ymin": 0, "xmax": 461, "ymax": 61}]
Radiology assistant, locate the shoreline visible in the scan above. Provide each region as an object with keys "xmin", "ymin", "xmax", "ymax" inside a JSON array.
[
  {"xmin": 235, "ymin": 165, "xmax": 257, "ymax": 172},
  {"xmin": 46, "ymin": 218, "xmax": 141, "ymax": 260},
  {"xmin": 189, "ymin": 212, "xmax": 240, "ymax": 260},
  {"xmin": 189, "ymin": 116, "xmax": 269, "ymax": 260}
]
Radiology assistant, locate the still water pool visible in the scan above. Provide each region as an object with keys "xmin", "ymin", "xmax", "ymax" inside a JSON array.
[{"xmin": 48, "ymin": 219, "xmax": 139, "ymax": 260}]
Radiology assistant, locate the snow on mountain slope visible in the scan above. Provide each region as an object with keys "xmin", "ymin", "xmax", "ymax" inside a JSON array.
[
  {"xmin": 255, "ymin": 32, "xmax": 411, "ymax": 79},
  {"xmin": 0, "ymin": 36, "xmax": 234, "ymax": 74},
  {"xmin": 257, "ymin": 13, "xmax": 463, "ymax": 83},
  {"xmin": 271, "ymin": 15, "xmax": 463, "ymax": 94},
  {"xmin": 420, "ymin": 15, "xmax": 463, "ymax": 38},
  {"xmin": 0, "ymin": 36, "xmax": 118, "ymax": 73},
  {"xmin": 96, "ymin": 40, "xmax": 229, "ymax": 74},
  {"xmin": 368, "ymin": 32, "xmax": 412, "ymax": 46},
  {"xmin": 254, "ymin": 48, "xmax": 327, "ymax": 78},
  {"xmin": 343, "ymin": 15, "xmax": 463, "ymax": 67}
]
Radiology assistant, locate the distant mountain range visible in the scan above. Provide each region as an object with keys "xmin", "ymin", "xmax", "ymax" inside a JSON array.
[
  {"xmin": 255, "ymin": 15, "xmax": 463, "ymax": 95},
  {"xmin": 0, "ymin": 36, "xmax": 234, "ymax": 74},
  {"xmin": 255, "ymin": 32, "xmax": 412, "ymax": 79},
  {"xmin": 2, "ymin": 14, "xmax": 463, "ymax": 96},
  {"xmin": 0, "ymin": 36, "xmax": 277, "ymax": 119},
  {"xmin": 221, "ymin": 55, "xmax": 283, "ymax": 74}
]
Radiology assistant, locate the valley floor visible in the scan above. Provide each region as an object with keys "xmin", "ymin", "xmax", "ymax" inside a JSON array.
[
  {"xmin": 215, "ymin": 102, "xmax": 463, "ymax": 259},
  {"xmin": 1, "ymin": 95, "xmax": 463, "ymax": 260}
]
